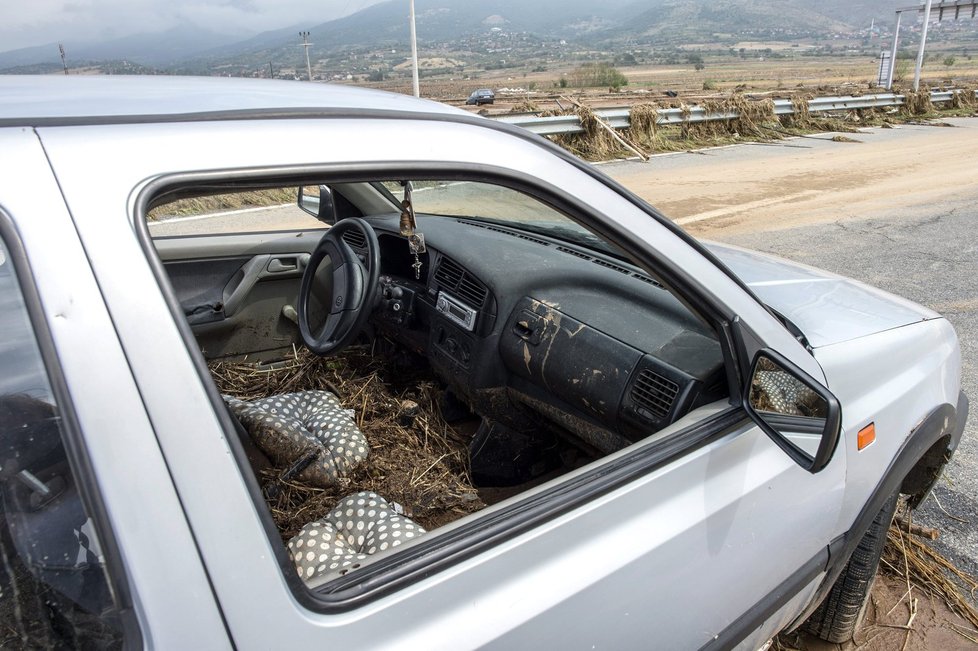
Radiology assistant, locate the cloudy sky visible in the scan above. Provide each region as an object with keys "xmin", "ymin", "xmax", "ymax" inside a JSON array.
[{"xmin": 0, "ymin": 0, "xmax": 387, "ymax": 52}]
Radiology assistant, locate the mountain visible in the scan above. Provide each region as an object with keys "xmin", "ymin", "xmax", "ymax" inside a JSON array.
[
  {"xmin": 193, "ymin": 0, "xmax": 637, "ymax": 66},
  {"xmin": 230, "ymin": 0, "xmax": 906, "ymax": 60},
  {"xmin": 610, "ymin": 0, "xmax": 904, "ymax": 41},
  {"xmin": 0, "ymin": 0, "xmax": 909, "ymax": 73},
  {"xmin": 0, "ymin": 24, "xmax": 250, "ymax": 70}
]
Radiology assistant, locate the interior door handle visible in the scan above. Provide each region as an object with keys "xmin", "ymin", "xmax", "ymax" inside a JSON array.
[{"xmin": 267, "ymin": 258, "xmax": 298, "ymax": 273}]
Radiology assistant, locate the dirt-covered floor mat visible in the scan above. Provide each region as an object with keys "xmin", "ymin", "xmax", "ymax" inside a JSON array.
[{"xmin": 209, "ymin": 346, "xmax": 486, "ymax": 541}]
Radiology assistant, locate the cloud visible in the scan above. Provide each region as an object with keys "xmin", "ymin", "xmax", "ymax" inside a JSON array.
[{"xmin": 0, "ymin": 0, "xmax": 386, "ymax": 53}]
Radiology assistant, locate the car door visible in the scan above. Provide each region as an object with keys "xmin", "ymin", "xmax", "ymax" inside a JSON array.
[
  {"xmin": 39, "ymin": 115, "xmax": 846, "ymax": 649},
  {"xmin": 0, "ymin": 127, "xmax": 229, "ymax": 649}
]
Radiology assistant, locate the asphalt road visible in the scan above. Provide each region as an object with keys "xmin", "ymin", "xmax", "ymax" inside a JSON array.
[{"xmin": 605, "ymin": 122, "xmax": 978, "ymax": 577}]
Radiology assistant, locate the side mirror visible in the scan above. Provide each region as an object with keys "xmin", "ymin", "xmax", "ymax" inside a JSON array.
[
  {"xmin": 297, "ymin": 185, "xmax": 336, "ymax": 225},
  {"xmin": 745, "ymin": 350, "xmax": 841, "ymax": 474}
]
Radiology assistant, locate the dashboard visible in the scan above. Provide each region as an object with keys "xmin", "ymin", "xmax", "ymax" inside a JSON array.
[{"xmin": 352, "ymin": 214, "xmax": 728, "ymax": 452}]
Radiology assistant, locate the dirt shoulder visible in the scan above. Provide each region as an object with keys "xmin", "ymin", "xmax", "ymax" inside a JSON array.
[
  {"xmin": 601, "ymin": 117, "xmax": 978, "ymax": 239},
  {"xmin": 779, "ymin": 574, "xmax": 977, "ymax": 650}
]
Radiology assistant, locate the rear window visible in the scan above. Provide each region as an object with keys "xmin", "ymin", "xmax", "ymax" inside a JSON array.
[{"xmin": 0, "ymin": 234, "xmax": 128, "ymax": 648}]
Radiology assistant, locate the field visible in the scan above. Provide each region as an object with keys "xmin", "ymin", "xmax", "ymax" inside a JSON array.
[{"xmin": 359, "ymin": 54, "xmax": 978, "ymax": 113}]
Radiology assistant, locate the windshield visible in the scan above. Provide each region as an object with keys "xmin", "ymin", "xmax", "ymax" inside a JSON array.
[{"xmin": 374, "ymin": 180, "xmax": 619, "ymax": 255}]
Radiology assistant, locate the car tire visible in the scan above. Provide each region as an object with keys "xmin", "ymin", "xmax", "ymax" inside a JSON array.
[{"xmin": 802, "ymin": 491, "xmax": 899, "ymax": 643}]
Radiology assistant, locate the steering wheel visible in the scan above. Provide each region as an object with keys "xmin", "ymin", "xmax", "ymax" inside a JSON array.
[{"xmin": 298, "ymin": 218, "xmax": 381, "ymax": 355}]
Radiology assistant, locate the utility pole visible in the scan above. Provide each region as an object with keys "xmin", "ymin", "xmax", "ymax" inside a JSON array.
[
  {"xmin": 269, "ymin": 61, "xmax": 274, "ymax": 78},
  {"xmin": 886, "ymin": 11, "xmax": 902, "ymax": 89},
  {"xmin": 914, "ymin": 0, "xmax": 935, "ymax": 91},
  {"xmin": 299, "ymin": 31, "xmax": 313, "ymax": 82},
  {"xmin": 58, "ymin": 43, "xmax": 68, "ymax": 75},
  {"xmin": 409, "ymin": 0, "xmax": 420, "ymax": 97}
]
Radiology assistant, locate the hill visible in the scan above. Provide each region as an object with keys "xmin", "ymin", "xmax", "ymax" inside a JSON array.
[
  {"xmin": 0, "ymin": 0, "xmax": 910, "ymax": 74},
  {"xmin": 0, "ymin": 24, "xmax": 248, "ymax": 70}
]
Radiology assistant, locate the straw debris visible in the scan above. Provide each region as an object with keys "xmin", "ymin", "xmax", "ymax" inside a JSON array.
[
  {"xmin": 573, "ymin": 104, "xmax": 626, "ymax": 159},
  {"xmin": 881, "ymin": 513, "xmax": 978, "ymax": 630},
  {"xmin": 950, "ymin": 86, "xmax": 977, "ymax": 110},
  {"xmin": 780, "ymin": 95, "xmax": 813, "ymax": 129},
  {"xmin": 625, "ymin": 102, "xmax": 661, "ymax": 149},
  {"xmin": 904, "ymin": 89, "xmax": 935, "ymax": 116},
  {"xmin": 209, "ymin": 346, "xmax": 485, "ymax": 541},
  {"xmin": 509, "ymin": 99, "xmax": 540, "ymax": 114}
]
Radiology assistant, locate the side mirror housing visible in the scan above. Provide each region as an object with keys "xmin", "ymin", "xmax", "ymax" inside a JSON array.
[
  {"xmin": 297, "ymin": 185, "xmax": 336, "ymax": 225},
  {"xmin": 744, "ymin": 349, "xmax": 841, "ymax": 473}
]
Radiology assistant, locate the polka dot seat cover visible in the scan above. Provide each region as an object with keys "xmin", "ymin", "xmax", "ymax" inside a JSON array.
[
  {"xmin": 288, "ymin": 491, "xmax": 426, "ymax": 583},
  {"xmin": 753, "ymin": 370, "xmax": 821, "ymax": 416},
  {"xmin": 224, "ymin": 390, "xmax": 368, "ymax": 488}
]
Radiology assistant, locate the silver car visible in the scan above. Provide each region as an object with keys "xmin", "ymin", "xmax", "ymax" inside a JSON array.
[{"xmin": 0, "ymin": 76, "xmax": 966, "ymax": 650}]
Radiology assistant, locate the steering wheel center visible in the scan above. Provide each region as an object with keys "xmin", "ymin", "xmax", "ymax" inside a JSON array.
[{"xmin": 297, "ymin": 218, "xmax": 381, "ymax": 355}]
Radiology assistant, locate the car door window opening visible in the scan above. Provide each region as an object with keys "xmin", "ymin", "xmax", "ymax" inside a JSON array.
[{"xmin": 140, "ymin": 172, "xmax": 741, "ymax": 601}]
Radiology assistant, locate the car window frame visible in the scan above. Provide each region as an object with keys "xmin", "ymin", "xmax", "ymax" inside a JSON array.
[
  {"xmin": 0, "ymin": 207, "xmax": 143, "ymax": 648},
  {"xmin": 132, "ymin": 160, "xmax": 760, "ymax": 612}
]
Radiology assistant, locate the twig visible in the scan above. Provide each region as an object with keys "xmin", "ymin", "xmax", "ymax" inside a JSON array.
[
  {"xmin": 411, "ymin": 453, "xmax": 449, "ymax": 486},
  {"xmin": 895, "ymin": 515, "xmax": 939, "ymax": 540},
  {"xmin": 950, "ymin": 625, "xmax": 978, "ymax": 644},
  {"xmin": 885, "ymin": 587, "xmax": 913, "ymax": 617},
  {"xmin": 932, "ymin": 491, "xmax": 971, "ymax": 524},
  {"xmin": 900, "ymin": 628, "xmax": 911, "ymax": 651},
  {"xmin": 898, "ymin": 524, "xmax": 915, "ymax": 624}
]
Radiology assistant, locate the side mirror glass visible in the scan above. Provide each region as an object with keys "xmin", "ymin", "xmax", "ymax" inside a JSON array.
[
  {"xmin": 745, "ymin": 351, "xmax": 841, "ymax": 473},
  {"xmin": 297, "ymin": 185, "xmax": 336, "ymax": 225}
]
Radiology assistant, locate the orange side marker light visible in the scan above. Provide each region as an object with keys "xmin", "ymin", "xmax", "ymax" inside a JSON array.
[{"xmin": 857, "ymin": 423, "xmax": 876, "ymax": 450}]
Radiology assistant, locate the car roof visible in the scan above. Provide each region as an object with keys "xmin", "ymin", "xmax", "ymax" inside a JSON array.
[{"xmin": 0, "ymin": 75, "xmax": 465, "ymax": 125}]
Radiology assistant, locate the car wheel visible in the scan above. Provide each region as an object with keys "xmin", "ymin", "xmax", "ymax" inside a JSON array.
[{"xmin": 802, "ymin": 491, "xmax": 899, "ymax": 643}]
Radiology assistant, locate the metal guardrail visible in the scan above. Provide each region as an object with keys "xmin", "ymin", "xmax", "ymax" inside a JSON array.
[{"xmin": 492, "ymin": 89, "xmax": 978, "ymax": 136}]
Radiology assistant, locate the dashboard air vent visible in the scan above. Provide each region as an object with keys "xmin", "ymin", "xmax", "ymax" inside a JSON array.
[
  {"xmin": 555, "ymin": 246, "xmax": 663, "ymax": 289},
  {"xmin": 433, "ymin": 257, "xmax": 489, "ymax": 308},
  {"xmin": 458, "ymin": 220, "xmax": 551, "ymax": 247},
  {"xmin": 593, "ymin": 259, "xmax": 632, "ymax": 275},
  {"xmin": 341, "ymin": 229, "xmax": 367, "ymax": 250},
  {"xmin": 556, "ymin": 246, "xmax": 591, "ymax": 260},
  {"xmin": 631, "ymin": 369, "xmax": 680, "ymax": 420},
  {"xmin": 631, "ymin": 273, "xmax": 664, "ymax": 289}
]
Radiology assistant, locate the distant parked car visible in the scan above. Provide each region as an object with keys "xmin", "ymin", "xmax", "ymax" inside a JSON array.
[{"xmin": 465, "ymin": 88, "xmax": 495, "ymax": 105}]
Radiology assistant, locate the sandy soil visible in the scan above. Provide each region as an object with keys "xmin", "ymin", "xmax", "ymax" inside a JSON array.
[
  {"xmin": 780, "ymin": 574, "xmax": 977, "ymax": 650},
  {"xmin": 601, "ymin": 116, "xmax": 978, "ymax": 239}
]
